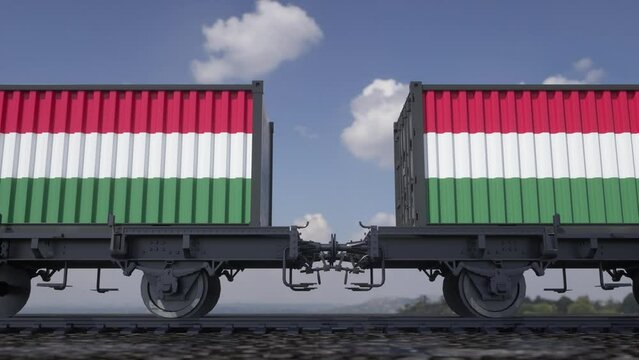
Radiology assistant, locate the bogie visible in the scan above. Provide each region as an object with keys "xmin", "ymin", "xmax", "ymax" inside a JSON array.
[
  {"xmin": 140, "ymin": 271, "xmax": 221, "ymax": 319},
  {"xmin": 0, "ymin": 264, "xmax": 31, "ymax": 318},
  {"xmin": 442, "ymin": 270, "xmax": 526, "ymax": 318}
]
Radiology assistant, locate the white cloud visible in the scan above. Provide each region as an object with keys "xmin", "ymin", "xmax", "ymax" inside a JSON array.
[
  {"xmin": 368, "ymin": 212, "xmax": 396, "ymax": 226},
  {"xmin": 542, "ymin": 75, "xmax": 586, "ymax": 85},
  {"xmin": 542, "ymin": 57, "xmax": 605, "ymax": 84},
  {"xmin": 584, "ymin": 68, "xmax": 605, "ymax": 83},
  {"xmin": 341, "ymin": 79, "xmax": 408, "ymax": 168},
  {"xmin": 192, "ymin": 0, "xmax": 323, "ymax": 83},
  {"xmin": 573, "ymin": 58, "xmax": 593, "ymax": 72},
  {"xmin": 293, "ymin": 125, "xmax": 318, "ymax": 139},
  {"xmin": 293, "ymin": 213, "xmax": 332, "ymax": 243}
]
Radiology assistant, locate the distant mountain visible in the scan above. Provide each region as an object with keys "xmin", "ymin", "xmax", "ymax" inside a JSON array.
[
  {"xmin": 214, "ymin": 303, "xmax": 335, "ymax": 314},
  {"xmin": 326, "ymin": 297, "xmax": 418, "ymax": 314},
  {"xmin": 22, "ymin": 294, "xmax": 639, "ymax": 316},
  {"xmin": 22, "ymin": 297, "xmax": 417, "ymax": 315}
]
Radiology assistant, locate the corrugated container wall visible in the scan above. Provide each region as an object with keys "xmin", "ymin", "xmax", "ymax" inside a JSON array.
[
  {"xmin": 395, "ymin": 82, "xmax": 639, "ymax": 226},
  {"xmin": 0, "ymin": 82, "xmax": 272, "ymax": 226}
]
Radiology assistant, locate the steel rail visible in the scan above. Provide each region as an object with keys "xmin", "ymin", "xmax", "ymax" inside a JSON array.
[{"xmin": 1, "ymin": 315, "xmax": 637, "ymax": 334}]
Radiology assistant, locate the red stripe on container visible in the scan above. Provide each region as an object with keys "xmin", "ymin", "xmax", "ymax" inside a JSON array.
[
  {"xmin": 424, "ymin": 91, "xmax": 436, "ymax": 133},
  {"xmin": 451, "ymin": 91, "xmax": 469, "ymax": 133},
  {"xmin": 54, "ymin": 91, "xmax": 69, "ymax": 132},
  {"xmin": 548, "ymin": 91, "xmax": 566, "ymax": 133},
  {"xmin": 423, "ymin": 89, "xmax": 639, "ymax": 134},
  {"xmin": 580, "ymin": 91, "xmax": 597, "ymax": 133},
  {"xmin": 502, "ymin": 91, "xmax": 516, "ymax": 133},
  {"xmin": 613, "ymin": 91, "xmax": 630, "ymax": 133},
  {"xmin": 629, "ymin": 92, "xmax": 639, "ymax": 133},
  {"xmin": 516, "ymin": 91, "xmax": 532, "ymax": 133},
  {"xmin": 0, "ymin": 90, "xmax": 253, "ymax": 134},
  {"xmin": 24, "ymin": 91, "xmax": 38, "ymax": 132},
  {"xmin": 467, "ymin": 91, "xmax": 485, "ymax": 133},
  {"xmin": 486, "ymin": 91, "xmax": 501, "ymax": 133},
  {"xmin": 535, "ymin": 91, "xmax": 550, "ymax": 133}
]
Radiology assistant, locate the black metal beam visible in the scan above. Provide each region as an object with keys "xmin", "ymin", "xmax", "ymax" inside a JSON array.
[
  {"xmin": 0, "ymin": 224, "xmax": 298, "ymax": 268},
  {"xmin": 365, "ymin": 225, "xmax": 639, "ymax": 269}
]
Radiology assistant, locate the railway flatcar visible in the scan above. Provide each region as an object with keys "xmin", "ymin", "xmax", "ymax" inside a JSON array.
[
  {"xmin": 381, "ymin": 83, "xmax": 639, "ymax": 317},
  {"xmin": 0, "ymin": 82, "xmax": 316, "ymax": 318}
]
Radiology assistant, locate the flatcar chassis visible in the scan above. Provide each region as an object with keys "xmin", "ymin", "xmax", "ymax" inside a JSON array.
[
  {"xmin": 1, "ymin": 215, "xmax": 639, "ymax": 318},
  {"xmin": 346, "ymin": 216, "xmax": 639, "ymax": 317},
  {"xmin": 0, "ymin": 215, "xmax": 321, "ymax": 318}
]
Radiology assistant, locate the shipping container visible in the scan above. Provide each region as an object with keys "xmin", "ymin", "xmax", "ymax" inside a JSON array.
[
  {"xmin": 395, "ymin": 83, "xmax": 639, "ymax": 226},
  {"xmin": 0, "ymin": 82, "xmax": 272, "ymax": 226}
]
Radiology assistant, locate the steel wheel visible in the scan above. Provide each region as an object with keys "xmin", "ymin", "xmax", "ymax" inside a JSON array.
[
  {"xmin": 442, "ymin": 275, "xmax": 472, "ymax": 317},
  {"xmin": 193, "ymin": 276, "xmax": 221, "ymax": 317},
  {"xmin": 141, "ymin": 271, "xmax": 217, "ymax": 319},
  {"xmin": 0, "ymin": 265, "xmax": 31, "ymax": 318},
  {"xmin": 633, "ymin": 275, "xmax": 639, "ymax": 305},
  {"xmin": 456, "ymin": 270, "xmax": 526, "ymax": 318}
]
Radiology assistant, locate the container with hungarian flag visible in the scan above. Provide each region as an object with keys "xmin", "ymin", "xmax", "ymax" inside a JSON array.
[
  {"xmin": 395, "ymin": 82, "xmax": 639, "ymax": 226},
  {"xmin": 0, "ymin": 81, "xmax": 272, "ymax": 226}
]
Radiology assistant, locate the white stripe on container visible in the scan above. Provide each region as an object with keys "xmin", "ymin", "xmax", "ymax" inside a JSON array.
[
  {"xmin": 424, "ymin": 133, "xmax": 639, "ymax": 179},
  {"xmin": 0, "ymin": 133, "xmax": 252, "ymax": 179}
]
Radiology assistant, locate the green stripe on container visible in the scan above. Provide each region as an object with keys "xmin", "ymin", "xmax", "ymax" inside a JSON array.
[
  {"xmin": 537, "ymin": 179, "xmax": 555, "ymax": 223},
  {"xmin": 570, "ymin": 179, "xmax": 589, "ymax": 223},
  {"xmin": 145, "ymin": 179, "xmax": 161, "ymax": 223},
  {"xmin": 504, "ymin": 179, "xmax": 523, "ymax": 223},
  {"xmin": 195, "ymin": 180, "xmax": 211, "ymax": 223},
  {"xmin": 425, "ymin": 178, "xmax": 639, "ymax": 224},
  {"xmin": 471, "ymin": 179, "xmax": 489, "ymax": 223},
  {"xmin": 47, "ymin": 178, "xmax": 63, "ymax": 223},
  {"xmin": 553, "ymin": 179, "xmax": 572, "ymax": 223},
  {"xmin": 455, "ymin": 179, "xmax": 473, "ymax": 223},
  {"xmin": 603, "ymin": 179, "xmax": 623, "ymax": 223},
  {"xmin": 488, "ymin": 179, "xmax": 506, "ymax": 223},
  {"xmin": 0, "ymin": 178, "xmax": 251, "ymax": 224},
  {"xmin": 587, "ymin": 179, "xmax": 606, "ymax": 223},
  {"xmin": 427, "ymin": 179, "xmax": 440, "ymax": 223},
  {"xmin": 620, "ymin": 180, "xmax": 639, "ymax": 222}
]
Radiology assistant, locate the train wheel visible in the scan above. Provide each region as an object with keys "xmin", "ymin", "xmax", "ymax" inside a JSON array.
[
  {"xmin": 456, "ymin": 270, "xmax": 526, "ymax": 318},
  {"xmin": 0, "ymin": 265, "xmax": 31, "ymax": 318},
  {"xmin": 633, "ymin": 274, "xmax": 639, "ymax": 305},
  {"xmin": 141, "ymin": 270, "xmax": 218, "ymax": 318},
  {"xmin": 193, "ymin": 276, "xmax": 221, "ymax": 317},
  {"xmin": 442, "ymin": 275, "xmax": 472, "ymax": 316}
]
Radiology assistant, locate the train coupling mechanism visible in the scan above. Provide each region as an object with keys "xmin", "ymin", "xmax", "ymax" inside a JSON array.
[{"xmin": 283, "ymin": 229, "xmax": 385, "ymax": 292}]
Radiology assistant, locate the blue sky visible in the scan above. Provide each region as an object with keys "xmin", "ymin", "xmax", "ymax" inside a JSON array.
[{"xmin": 3, "ymin": 0, "xmax": 639, "ymax": 307}]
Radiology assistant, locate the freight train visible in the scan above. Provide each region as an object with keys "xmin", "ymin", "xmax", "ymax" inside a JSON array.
[{"xmin": 1, "ymin": 81, "xmax": 638, "ymax": 318}]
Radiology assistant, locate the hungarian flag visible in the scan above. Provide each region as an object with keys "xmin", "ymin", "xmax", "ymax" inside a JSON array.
[
  {"xmin": 0, "ymin": 89, "xmax": 253, "ymax": 224},
  {"xmin": 423, "ymin": 89, "xmax": 639, "ymax": 224}
]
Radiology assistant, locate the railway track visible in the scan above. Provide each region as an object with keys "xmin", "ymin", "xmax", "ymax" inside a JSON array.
[{"xmin": 0, "ymin": 315, "xmax": 638, "ymax": 334}]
